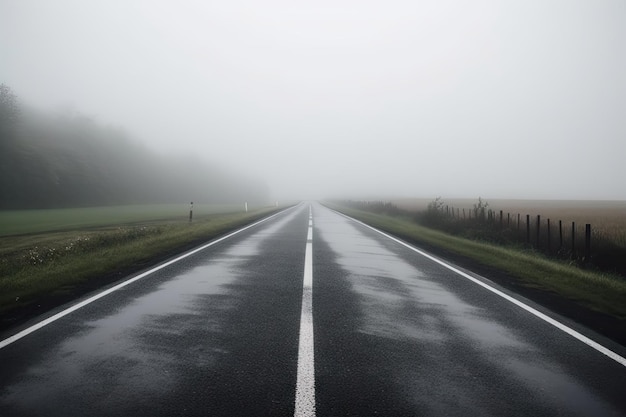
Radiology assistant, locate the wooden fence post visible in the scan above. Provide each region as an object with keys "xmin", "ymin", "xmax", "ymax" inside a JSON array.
[
  {"xmin": 571, "ymin": 222, "xmax": 576, "ymax": 259},
  {"xmin": 585, "ymin": 224, "xmax": 591, "ymax": 263},
  {"xmin": 559, "ymin": 220, "xmax": 563, "ymax": 250},
  {"xmin": 526, "ymin": 215, "xmax": 530, "ymax": 244}
]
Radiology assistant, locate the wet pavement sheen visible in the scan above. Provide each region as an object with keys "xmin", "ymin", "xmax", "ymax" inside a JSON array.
[{"xmin": 1, "ymin": 203, "xmax": 625, "ymax": 416}]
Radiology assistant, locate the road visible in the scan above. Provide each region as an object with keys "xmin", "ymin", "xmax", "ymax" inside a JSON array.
[{"xmin": 1, "ymin": 203, "xmax": 626, "ymax": 416}]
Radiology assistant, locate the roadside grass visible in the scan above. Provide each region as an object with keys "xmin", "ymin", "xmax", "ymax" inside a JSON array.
[
  {"xmin": 0, "ymin": 207, "xmax": 282, "ymax": 316},
  {"xmin": 327, "ymin": 204, "xmax": 626, "ymax": 320}
]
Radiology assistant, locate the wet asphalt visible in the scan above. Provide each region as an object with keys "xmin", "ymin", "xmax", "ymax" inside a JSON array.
[{"xmin": 1, "ymin": 203, "xmax": 626, "ymax": 416}]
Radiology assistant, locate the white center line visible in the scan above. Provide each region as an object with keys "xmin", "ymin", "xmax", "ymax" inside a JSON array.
[{"xmin": 294, "ymin": 206, "xmax": 316, "ymax": 417}]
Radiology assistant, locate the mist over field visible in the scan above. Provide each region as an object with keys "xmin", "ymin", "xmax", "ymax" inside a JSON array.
[{"xmin": 1, "ymin": 1, "xmax": 625, "ymax": 204}]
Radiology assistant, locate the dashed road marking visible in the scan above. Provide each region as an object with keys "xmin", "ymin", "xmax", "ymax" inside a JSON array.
[{"xmin": 294, "ymin": 205, "xmax": 316, "ymax": 416}]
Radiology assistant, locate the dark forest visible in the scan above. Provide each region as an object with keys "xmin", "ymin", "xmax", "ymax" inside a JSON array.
[{"xmin": 0, "ymin": 84, "xmax": 268, "ymax": 209}]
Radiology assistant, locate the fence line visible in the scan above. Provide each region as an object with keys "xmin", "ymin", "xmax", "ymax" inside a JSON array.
[
  {"xmin": 432, "ymin": 205, "xmax": 593, "ymax": 263},
  {"xmin": 344, "ymin": 199, "xmax": 624, "ymax": 278}
]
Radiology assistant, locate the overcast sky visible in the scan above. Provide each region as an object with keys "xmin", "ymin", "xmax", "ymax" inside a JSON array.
[{"xmin": 1, "ymin": 0, "xmax": 625, "ymax": 201}]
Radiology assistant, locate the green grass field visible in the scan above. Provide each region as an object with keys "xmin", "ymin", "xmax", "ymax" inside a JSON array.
[{"xmin": 0, "ymin": 203, "xmax": 251, "ymax": 236}]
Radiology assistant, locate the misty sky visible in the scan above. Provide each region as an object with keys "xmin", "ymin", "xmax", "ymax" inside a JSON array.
[{"xmin": 1, "ymin": 0, "xmax": 625, "ymax": 201}]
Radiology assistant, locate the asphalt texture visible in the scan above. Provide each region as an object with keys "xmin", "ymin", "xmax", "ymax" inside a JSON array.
[{"xmin": 1, "ymin": 203, "xmax": 626, "ymax": 416}]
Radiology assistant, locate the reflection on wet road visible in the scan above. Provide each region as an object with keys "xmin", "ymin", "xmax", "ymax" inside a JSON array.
[{"xmin": 1, "ymin": 203, "xmax": 626, "ymax": 416}]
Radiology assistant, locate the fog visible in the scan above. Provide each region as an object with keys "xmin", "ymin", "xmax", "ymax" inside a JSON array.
[{"xmin": 2, "ymin": 0, "xmax": 625, "ymax": 201}]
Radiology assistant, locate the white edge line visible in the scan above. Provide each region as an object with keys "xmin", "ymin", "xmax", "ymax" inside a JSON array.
[
  {"xmin": 332, "ymin": 209, "xmax": 626, "ymax": 368},
  {"xmin": 294, "ymin": 205, "xmax": 316, "ymax": 417},
  {"xmin": 0, "ymin": 207, "xmax": 295, "ymax": 350}
]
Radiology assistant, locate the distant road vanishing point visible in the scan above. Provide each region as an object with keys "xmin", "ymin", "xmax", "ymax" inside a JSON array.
[{"xmin": 1, "ymin": 203, "xmax": 626, "ymax": 416}]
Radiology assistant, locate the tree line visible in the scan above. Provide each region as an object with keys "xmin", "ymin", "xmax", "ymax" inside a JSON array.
[{"xmin": 0, "ymin": 84, "xmax": 268, "ymax": 209}]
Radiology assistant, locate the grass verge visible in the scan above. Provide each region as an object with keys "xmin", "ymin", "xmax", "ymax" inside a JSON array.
[
  {"xmin": 328, "ymin": 204, "xmax": 626, "ymax": 322},
  {"xmin": 0, "ymin": 207, "xmax": 284, "ymax": 326}
]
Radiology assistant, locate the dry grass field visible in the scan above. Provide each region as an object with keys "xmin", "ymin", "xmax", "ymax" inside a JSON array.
[{"xmin": 392, "ymin": 198, "xmax": 626, "ymax": 247}]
